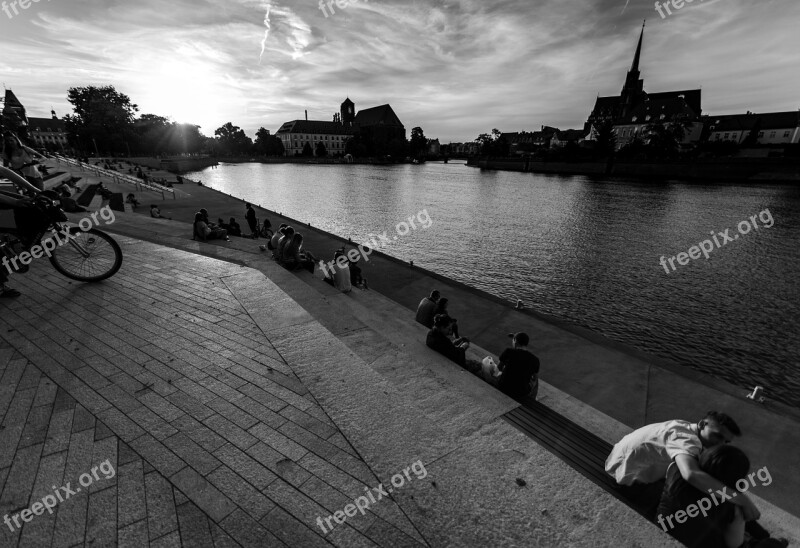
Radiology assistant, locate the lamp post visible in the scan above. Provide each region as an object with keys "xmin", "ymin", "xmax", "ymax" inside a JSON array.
[{"xmin": 92, "ymin": 138, "xmax": 100, "ymax": 158}]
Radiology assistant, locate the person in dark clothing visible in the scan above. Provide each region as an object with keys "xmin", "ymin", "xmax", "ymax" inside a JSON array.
[
  {"xmin": 433, "ymin": 298, "xmax": 459, "ymax": 338},
  {"xmin": 426, "ymin": 314, "xmax": 470, "ymax": 367},
  {"xmin": 495, "ymin": 332, "xmax": 540, "ymax": 401},
  {"xmin": 228, "ymin": 217, "xmax": 242, "ymax": 237},
  {"xmin": 657, "ymin": 445, "xmax": 749, "ymax": 548},
  {"xmin": 245, "ymin": 203, "xmax": 258, "ymax": 238},
  {"xmin": 415, "ymin": 290, "xmax": 440, "ymax": 328}
]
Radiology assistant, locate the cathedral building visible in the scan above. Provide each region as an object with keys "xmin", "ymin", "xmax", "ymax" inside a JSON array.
[{"xmin": 584, "ymin": 23, "xmax": 704, "ymax": 149}]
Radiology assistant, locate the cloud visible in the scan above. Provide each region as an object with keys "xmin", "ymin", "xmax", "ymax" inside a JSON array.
[{"xmin": 1, "ymin": 0, "xmax": 798, "ymax": 142}]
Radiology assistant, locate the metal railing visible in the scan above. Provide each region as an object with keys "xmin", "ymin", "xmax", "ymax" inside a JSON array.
[{"xmin": 53, "ymin": 155, "xmax": 177, "ymax": 200}]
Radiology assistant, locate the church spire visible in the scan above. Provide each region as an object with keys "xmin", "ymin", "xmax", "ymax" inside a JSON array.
[{"xmin": 630, "ymin": 20, "xmax": 645, "ymax": 72}]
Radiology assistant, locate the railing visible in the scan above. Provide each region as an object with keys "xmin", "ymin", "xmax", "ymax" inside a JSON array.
[{"xmin": 53, "ymin": 155, "xmax": 176, "ymax": 200}]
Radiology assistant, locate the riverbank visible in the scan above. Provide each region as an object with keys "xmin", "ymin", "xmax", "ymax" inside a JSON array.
[
  {"xmin": 468, "ymin": 156, "xmax": 800, "ymax": 182},
  {"xmin": 125, "ymin": 180, "xmax": 800, "ymax": 517}
]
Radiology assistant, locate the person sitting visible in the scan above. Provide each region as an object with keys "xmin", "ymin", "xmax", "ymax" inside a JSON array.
[
  {"xmin": 269, "ymin": 224, "xmax": 287, "ymax": 251},
  {"xmin": 260, "ymin": 218, "xmax": 273, "ymax": 239},
  {"xmin": 194, "ymin": 212, "xmax": 229, "ymax": 241},
  {"xmin": 346, "ymin": 248, "xmax": 367, "ymax": 288},
  {"xmin": 426, "ymin": 314, "xmax": 469, "ymax": 367},
  {"xmin": 657, "ymin": 445, "xmax": 750, "ymax": 548},
  {"xmin": 281, "ymin": 234, "xmax": 318, "ymax": 273},
  {"xmin": 605, "ymin": 412, "xmax": 760, "ymax": 524},
  {"xmin": 485, "ymin": 332, "xmax": 540, "ymax": 402},
  {"xmin": 415, "ymin": 290, "xmax": 440, "ymax": 328},
  {"xmin": 275, "ymin": 226, "xmax": 295, "ymax": 259},
  {"xmin": 331, "ymin": 250, "xmax": 352, "ymax": 293},
  {"xmin": 150, "ymin": 205, "xmax": 170, "ymax": 219},
  {"xmin": 126, "ymin": 193, "xmax": 140, "ymax": 209},
  {"xmin": 433, "ymin": 298, "xmax": 459, "ymax": 338},
  {"xmin": 227, "ymin": 217, "xmax": 242, "ymax": 237}
]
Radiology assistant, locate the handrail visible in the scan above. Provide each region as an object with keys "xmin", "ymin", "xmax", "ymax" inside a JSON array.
[{"xmin": 53, "ymin": 155, "xmax": 176, "ymax": 199}]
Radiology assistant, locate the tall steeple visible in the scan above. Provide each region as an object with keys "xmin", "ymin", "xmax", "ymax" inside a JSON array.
[
  {"xmin": 620, "ymin": 21, "xmax": 646, "ymax": 118},
  {"xmin": 630, "ymin": 20, "xmax": 645, "ymax": 72}
]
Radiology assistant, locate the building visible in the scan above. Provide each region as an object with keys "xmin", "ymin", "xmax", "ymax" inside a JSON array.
[
  {"xmin": 1, "ymin": 89, "xmax": 28, "ymax": 131},
  {"xmin": 503, "ymin": 127, "xmax": 560, "ymax": 154},
  {"xmin": 550, "ymin": 129, "xmax": 587, "ymax": 148},
  {"xmin": 276, "ymin": 119, "xmax": 353, "ymax": 157},
  {"xmin": 427, "ymin": 138, "xmax": 440, "ymax": 155},
  {"xmin": 584, "ymin": 23, "xmax": 703, "ymax": 150},
  {"xmin": 704, "ymin": 111, "xmax": 800, "ymax": 145},
  {"xmin": 276, "ymin": 98, "xmax": 405, "ymax": 157},
  {"xmin": 352, "ymin": 102, "xmax": 406, "ymax": 153},
  {"xmin": 28, "ymin": 110, "xmax": 69, "ymax": 151}
]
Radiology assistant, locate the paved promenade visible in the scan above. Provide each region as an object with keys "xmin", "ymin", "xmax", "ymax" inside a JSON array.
[
  {"xmin": 1, "ymin": 159, "xmax": 797, "ymax": 546},
  {"xmin": 0, "ymin": 232, "xmax": 681, "ymax": 546}
]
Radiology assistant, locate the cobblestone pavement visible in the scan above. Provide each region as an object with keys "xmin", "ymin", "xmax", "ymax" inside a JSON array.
[{"xmin": 0, "ymin": 236, "xmax": 425, "ymax": 547}]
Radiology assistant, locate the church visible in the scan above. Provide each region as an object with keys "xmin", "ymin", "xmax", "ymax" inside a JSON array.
[
  {"xmin": 276, "ymin": 98, "xmax": 405, "ymax": 157},
  {"xmin": 584, "ymin": 23, "xmax": 704, "ymax": 149}
]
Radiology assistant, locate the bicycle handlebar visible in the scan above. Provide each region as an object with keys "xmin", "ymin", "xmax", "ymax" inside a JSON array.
[{"xmin": 0, "ymin": 165, "xmax": 41, "ymax": 196}]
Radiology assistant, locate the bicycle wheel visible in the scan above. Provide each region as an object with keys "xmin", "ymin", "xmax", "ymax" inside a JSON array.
[{"xmin": 49, "ymin": 227, "xmax": 123, "ymax": 282}]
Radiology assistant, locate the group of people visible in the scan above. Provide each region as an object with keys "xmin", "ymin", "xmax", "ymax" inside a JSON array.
[
  {"xmin": 192, "ymin": 203, "xmax": 266, "ymax": 242},
  {"xmin": 417, "ymin": 289, "xmax": 540, "ymax": 402},
  {"xmin": 265, "ymin": 224, "xmax": 368, "ymax": 293},
  {"xmin": 606, "ymin": 412, "xmax": 787, "ymax": 548},
  {"xmin": 268, "ymin": 224, "xmax": 320, "ymax": 274},
  {"xmin": 193, "ymin": 208, "xmax": 230, "ymax": 241}
]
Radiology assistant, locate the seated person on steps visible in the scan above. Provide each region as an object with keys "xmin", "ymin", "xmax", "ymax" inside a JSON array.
[{"xmin": 426, "ymin": 314, "xmax": 469, "ymax": 367}]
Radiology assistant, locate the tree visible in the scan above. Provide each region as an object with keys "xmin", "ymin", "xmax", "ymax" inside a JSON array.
[
  {"xmin": 301, "ymin": 142, "xmax": 314, "ymax": 157},
  {"xmin": 315, "ymin": 141, "xmax": 327, "ymax": 157},
  {"xmin": 594, "ymin": 119, "xmax": 617, "ymax": 158},
  {"xmin": 409, "ymin": 127, "xmax": 427, "ymax": 157},
  {"xmin": 254, "ymin": 128, "xmax": 284, "ymax": 156},
  {"xmin": 475, "ymin": 129, "xmax": 510, "ymax": 156},
  {"xmin": 63, "ymin": 85, "xmax": 138, "ymax": 154},
  {"xmin": 214, "ymin": 122, "xmax": 253, "ymax": 156}
]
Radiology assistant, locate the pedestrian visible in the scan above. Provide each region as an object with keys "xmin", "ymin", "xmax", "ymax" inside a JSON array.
[{"xmin": 245, "ymin": 203, "xmax": 258, "ymax": 238}]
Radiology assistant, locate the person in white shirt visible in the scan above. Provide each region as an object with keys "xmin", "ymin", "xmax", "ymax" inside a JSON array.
[{"xmin": 605, "ymin": 411, "xmax": 760, "ymax": 522}]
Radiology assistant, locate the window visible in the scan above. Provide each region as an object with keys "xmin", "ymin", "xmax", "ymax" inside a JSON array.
[
  {"xmin": 769, "ymin": 131, "xmax": 776, "ymax": 138},
  {"xmin": 784, "ymin": 131, "xmax": 791, "ymax": 138},
  {"xmin": 758, "ymin": 132, "xmax": 764, "ymax": 138}
]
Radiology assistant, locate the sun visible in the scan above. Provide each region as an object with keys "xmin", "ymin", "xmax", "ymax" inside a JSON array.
[{"xmin": 150, "ymin": 60, "xmax": 221, "ymax": 128}]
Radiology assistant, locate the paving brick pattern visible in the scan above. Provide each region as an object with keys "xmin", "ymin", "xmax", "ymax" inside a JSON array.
[{"xmin": 0, "ymin": 239, "xmax": 426, "ymax": 547}]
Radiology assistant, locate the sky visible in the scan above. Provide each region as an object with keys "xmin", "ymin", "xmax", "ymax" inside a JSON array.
[{"xmin": 2, "ymin": 0, "xmax": 799, "ymax": 142}]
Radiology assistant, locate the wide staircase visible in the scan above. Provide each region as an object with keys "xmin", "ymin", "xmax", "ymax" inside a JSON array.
[{"xmin": 94, "ymin": 214, "xmax": 654, "ymax": 522}]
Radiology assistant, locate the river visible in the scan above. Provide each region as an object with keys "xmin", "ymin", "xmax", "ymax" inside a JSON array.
[{"xmin": 184, "ymin": 160, "xmax": 800, "ymax": 409}]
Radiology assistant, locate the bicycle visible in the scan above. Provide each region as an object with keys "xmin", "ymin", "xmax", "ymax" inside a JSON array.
[{"xmin": 0, "ymin": 169, "xmax": 123, "ymax": 283}]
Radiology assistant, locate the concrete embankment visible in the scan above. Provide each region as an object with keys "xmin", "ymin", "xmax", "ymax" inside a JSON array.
[{"xmin": 468, "ymin": 157, "xmax": 800, "ymax": 182}]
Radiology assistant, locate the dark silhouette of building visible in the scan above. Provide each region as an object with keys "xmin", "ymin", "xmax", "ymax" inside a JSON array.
[{"xmin": 585, "ymin": 22, "xmax": 703, "ymax": 148}]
